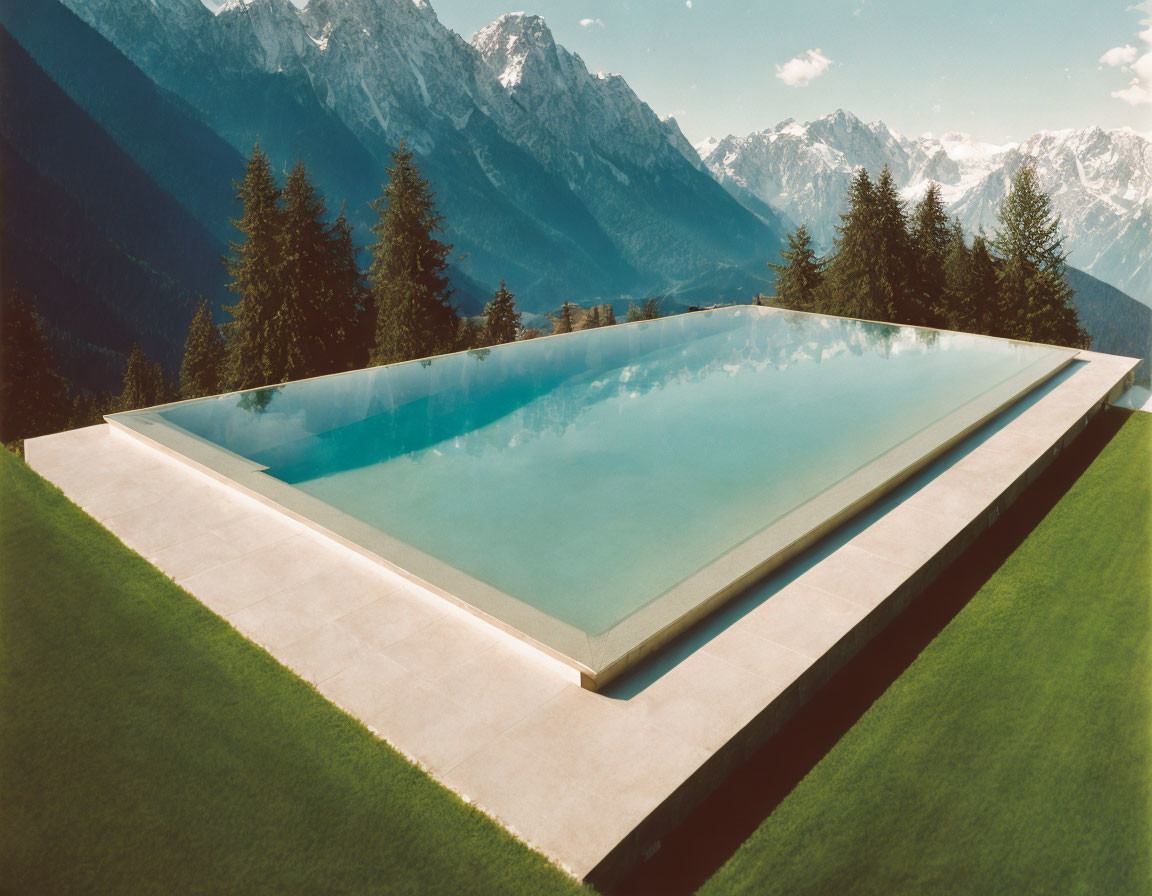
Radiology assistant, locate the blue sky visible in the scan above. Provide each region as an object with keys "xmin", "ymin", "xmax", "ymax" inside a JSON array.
[{"xmin": 245, "ymin": 0, "xmax": 1152, "ymax": 143}]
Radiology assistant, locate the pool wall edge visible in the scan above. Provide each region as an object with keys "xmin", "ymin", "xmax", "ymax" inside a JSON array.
[
  {"xmin": 100, "ymin": 314, "xmax": 1134, "ymax": 693},
  {"xmin": 583, "ymin": 350, "xmax": 1139, "ymax": 889},
  {"xmin": 102, "ymin": 414, "xmax": 593, "ymax": 688},
  {"xmin": 584, "ymin": 350, "xmax": 1081, "ymax": 690}
]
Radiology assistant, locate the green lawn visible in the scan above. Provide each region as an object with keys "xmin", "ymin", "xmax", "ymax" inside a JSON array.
[
  {"xmin": 0, "ymin": 448, "xmax": 588, "ymax": 895},
  {"xmin": 3, "ymin": 411, "xmax": 1149, "ymax": 895},
  {"xmin": 701, "ymin": 408, "xmax": 1152, "ymax": 895}
]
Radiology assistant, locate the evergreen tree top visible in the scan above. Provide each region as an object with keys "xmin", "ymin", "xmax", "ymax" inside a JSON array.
[
  {"xmin": 369, "ymin": 140, "xmax": 459, "ymax": 365},
  {"xmin": 282, "ymin": 159, "xmax": 327, "ymax": 221},
  {"xmin": 369, "ymin": 140, "xmax": 454, "ymax": 302},
  {"xmin": 482, "ymin": 279, "xmax": 520, "ymax": 345},
  {"xmin": 769, "ymin": 223, "xmax": 819, "ymax": 274},
  {"xmin": 769, "ymin": 223, "xmax": 824, "ymax": 312},
  {"xmin": 912, "ymin": 184, "xmax": 950, "ymax": 250},
  {"xmin": 229, "ymin": 144, "xmax": 281, "ymax": 242},
  {"xmin": 992, "ymin": 164, "xmax": 1066, "ymax": 271}
]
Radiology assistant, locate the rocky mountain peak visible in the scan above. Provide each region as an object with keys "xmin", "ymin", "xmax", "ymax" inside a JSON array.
[
  {"xmin": 215, "ymin": 0, "xmax": 309, "ymax": 72},
  {"xmin": 472, "ymin": 12, "xmax": 564, "ymax": 90}
]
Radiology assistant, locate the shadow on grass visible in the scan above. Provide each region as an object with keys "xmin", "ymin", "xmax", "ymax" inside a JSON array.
[{"xmin": 612, "ymin": 406, "xmax": 1134, "ymax": 896}]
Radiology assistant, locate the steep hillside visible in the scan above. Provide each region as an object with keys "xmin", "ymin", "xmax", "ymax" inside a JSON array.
[
  {"xmin": 1066, "ymin": 267, "xmax": 1151, "ymax": 385},
  {"xmin": 0, "ymin": 27, "xmax": 223, "ymax": 392},
  {"xmin": 0, "ymin": 0, "xmax": 245, "ymax": 245}
]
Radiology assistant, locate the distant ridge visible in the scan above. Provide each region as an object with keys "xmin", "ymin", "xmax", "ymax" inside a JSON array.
[
  {"xmin": 1066, "ymin": 266, "xmax": 1151, "ymax": 385},
  {"xmin": 698, "ymin": 111, "xmax": 1152, "ymax": 307}
]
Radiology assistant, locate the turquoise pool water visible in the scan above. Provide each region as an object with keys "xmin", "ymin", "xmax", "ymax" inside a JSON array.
[{"xmin": 118, "ymin": 308, "xmax": 1074, "ymax": 675}]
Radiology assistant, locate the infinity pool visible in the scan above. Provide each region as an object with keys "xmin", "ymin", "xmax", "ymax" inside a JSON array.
[{"xmin": 110, "ymin": 307, "xmax": 1075, "ymax": 685}]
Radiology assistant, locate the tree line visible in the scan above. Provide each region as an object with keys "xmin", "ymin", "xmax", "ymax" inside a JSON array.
[
  {"xmin": 2, "ymin": 140, "xmax": 665, "ymax": 449},
  {"xmin": 765, "ymin": 164, "xmax": 1089, "ymax": 349},
  {"xmin": 8, "ymin": 146, "xmax": 1080, "ymax": 452}
]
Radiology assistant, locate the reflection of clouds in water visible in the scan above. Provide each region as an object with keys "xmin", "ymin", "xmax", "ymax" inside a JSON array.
[
  {"xmin": 159, "ymin": 308, "xmax": 1040, "ymax": 479},
  {"xmin": 432, "ymin": 314, "xmax": 929, "ymax": 461}
]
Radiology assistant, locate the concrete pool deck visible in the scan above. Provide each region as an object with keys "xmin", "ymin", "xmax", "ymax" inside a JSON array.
[{"xmin": 23, "ymin": 348, "xmax": 1137, "ymax": 886}]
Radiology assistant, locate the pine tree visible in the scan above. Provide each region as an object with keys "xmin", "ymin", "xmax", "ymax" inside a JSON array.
[
  {"xmin": 0, "ymin": 289, "xmax": 69, "ymax": 444},
  {"xmin": 603, "ymin": 305, "xmax": 617, "ymax": 326},
  {"xmin": 641, "ymin": 297, "xmax": 664, "ymax": 320},
  {"xmin": 821, "ymin": 166, "xmax": 915, "ymax": 324},
  {"xmin": 277, "ymin": 163, "xmax": 365, "ymax": 378},
  {"xmin": 277, "ymin": 160, "xmax": 332, "ymax": 380},
  {"xmin": 992, "ymin": 165, "xmax": 1088, "ymax": 348},
  {"xmin": 223, "ymin": 144, "xmax": 283, "ymax": 390},
  {"xmin": 582, "ymin": 306, "xmax": 601, "ymax": 330},
  {"xmin": 554, "ymin": 302, "xmax": 574, "ymax": 334},
  {"xmin": 966, "ymin": 236, "xmax": 1001, "ymax": 335},
  {"xmin": 910, "ymin": 183, "xmax": 951, "ymax": 324},
  {"xmin": 482, "ymin": 280, "xmax": 521, "ymax": 345},
  {"xmin": 369, "ymin": 140, "xmax": 458, "ymax": 365},
  {"xmin": 872, "ymin": 166, "xmax": 916, "ymax": 323},
  {"xmin": 116, "ymin": 345, "xmax": 170, "ymax": 412},
  {"xmin": 69, "ymin": 391, "xmax": 111, "ymax": 430},
  {"xmin": 326, "ymin": 204, "xmax": 369, "ymax": 369},
  {"xmin": 769, "ymin": 223, "xmax": 823, "ymax": 311},
  {"xmin": 940, "ymin": 223, "xmax": 972, "ymax": 329},
  {"xmin": 451, "ymin": 316, "xmax": 483, "ymax": 351},
  {"xmin": 180, "ymin": 299, "xmax": 225, "ymax": 399},
  {"xmin": 941, "ymin": 226, "xmax": 1001, "ymax": 336},
  {"xmin": 625, "ymin": 303, "xmax": 642, "ymax": 323},
  {"xmin": 819, "ymin": 168, "xmax": 879, "ymax": 319}
]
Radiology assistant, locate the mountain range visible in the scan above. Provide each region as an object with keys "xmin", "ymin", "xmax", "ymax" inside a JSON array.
[
  {"xmin": 696, "ymin": 110, "xmax": 1152, "ymax": 308},
  {"xmin": 49, "ymin": 0, "xmax": 785, "ymax": 311},
  {"xmin": 2, "ymin": 0, "xmax": 1149, "ymax": 392}
]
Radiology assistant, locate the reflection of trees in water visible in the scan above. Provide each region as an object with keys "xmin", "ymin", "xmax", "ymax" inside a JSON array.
[
  {"xmin": 236, "ymin": 385, "xmax": 284, "ymax": 415},
  {"xmin": 249, "ymin": 309, "xmax": 956, "ymax": 474},
  {"xmin": 915, "ymin": 329, "xmax": 939, "ymax": 349}
]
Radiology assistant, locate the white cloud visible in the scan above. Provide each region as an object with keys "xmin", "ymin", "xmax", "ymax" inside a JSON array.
[
  {"xmin": 1100, "ymin": 44, "xmax": 1138, "ymax": 66},
  {"xmin": 685, "ymin": 1, "xmax": 692, "ymax": 8},
  {"xmin": 1108, "ymin": 2, "xmax": 1152, "ymax": 106},
  {"xmin": 775, "ymin": 49, "xmax": 833, "ymax": 88},
  {"xmin": 579, "ymin": 17, "xmax": 604, "ymax": 28}
]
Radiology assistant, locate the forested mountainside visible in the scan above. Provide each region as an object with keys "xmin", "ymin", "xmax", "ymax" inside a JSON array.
[{"xmin": 0, "ymin": 25, "xmax": 223, "ymax": 392}]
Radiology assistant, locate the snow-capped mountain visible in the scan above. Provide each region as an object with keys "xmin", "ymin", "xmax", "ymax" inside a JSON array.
[
  {"xmin": 944, "ymin": 128, "xmax": 1152, "ymax": 307},
  {"xmin": 56, "ymin": 0, "xmax": 783, "ymax": 309},
  {"xmin": 698, "ymin": 111, "xmax": 1152, "ymax": 306}
]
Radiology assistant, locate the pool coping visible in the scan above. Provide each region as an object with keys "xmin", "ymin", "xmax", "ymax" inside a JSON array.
[
  {"xmin": 24, "ymin": 342, "xmax": 1138, "ymax": 887},
  {"xmin": 103, "ymin": 307, "xmax": 1079, "ymax": 689}
]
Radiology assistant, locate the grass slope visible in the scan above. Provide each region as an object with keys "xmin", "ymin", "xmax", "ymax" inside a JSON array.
[
  {"xmin": 0, "ymin": 449, "xmax": 587, "ymax": 895},
  {"xmin": 701, "ymin": 409, "xmax": 1152, "ymax": 895}
]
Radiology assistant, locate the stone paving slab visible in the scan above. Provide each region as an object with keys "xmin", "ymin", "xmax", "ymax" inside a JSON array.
[{"xmin": 22, "ymin": 350, "xmax": 1138, "ymax": 884}]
